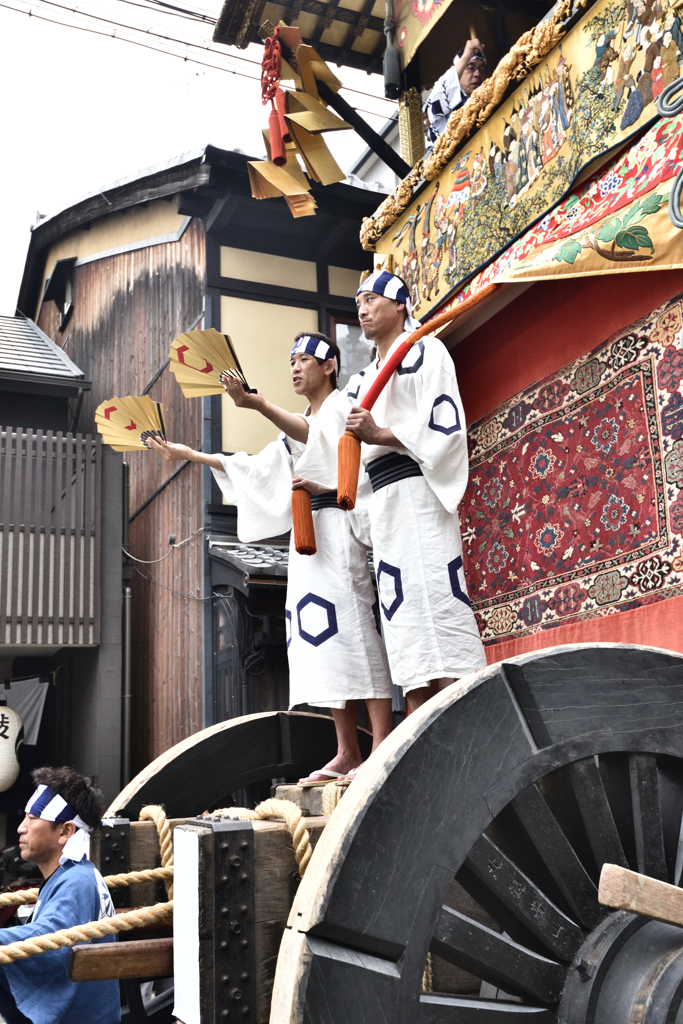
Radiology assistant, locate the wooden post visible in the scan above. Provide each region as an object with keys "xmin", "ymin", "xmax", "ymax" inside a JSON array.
[{"xmin": 599, "ymin": 863, "xmax": 683, "ymax": 928}]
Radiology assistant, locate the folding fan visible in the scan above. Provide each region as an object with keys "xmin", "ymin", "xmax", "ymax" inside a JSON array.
[
  {"xmin": 169, "ymin": 328, "xmax": 253, "ymax": 398},
  {"xmin": 95, "ymin": 395, "xmax": 166, "ymax": 452}
]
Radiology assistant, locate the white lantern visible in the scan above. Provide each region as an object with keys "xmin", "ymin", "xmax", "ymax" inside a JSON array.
[{"xmin": 0, "ymin": 703, "xmax": 23, "ymax": 792}]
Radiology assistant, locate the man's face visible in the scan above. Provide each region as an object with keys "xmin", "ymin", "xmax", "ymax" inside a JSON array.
[
  {"xmin": 460, "ymin": 58, "xmax": 487, "ymax": 96},
  {"xmin": 18, "ymin": 814, "xmax": 61, "ymax": 866},
  {"xmin": 356, "ymin": 291, "xmax": 404, "ymax": 341},
  {"xmin": 290, "ymin": 352, "xmax": 332, "ymax": 397}
]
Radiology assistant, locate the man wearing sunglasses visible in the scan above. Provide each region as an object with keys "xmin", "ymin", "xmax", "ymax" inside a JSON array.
[{"xmin": 424, "ymin": 38, "xmax": 488, "ymax": 144}]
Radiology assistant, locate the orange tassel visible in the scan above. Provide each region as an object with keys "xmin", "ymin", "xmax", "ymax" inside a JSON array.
[
  {"xmin": 292, "ymin": 489, "xmax": 316, "ymax": 555},
  {"xmin": 269, "ymin": 107, "xmax": 287, "ymax": 166},
  {"xmin": 337, "ymin": 431, "xmax": 362, "ymax": 511}
]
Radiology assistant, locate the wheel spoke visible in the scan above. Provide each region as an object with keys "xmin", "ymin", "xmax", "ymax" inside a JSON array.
[
  {"xmin": 430, "ymin": 906, "xmax": 565, "ymax": 1004},
  {"xmin": 459, "ymin": 834, "xmax": 583, "ymax": 961},
  {"xmin": 419, "ymin": 994, "xmax": 556, "ymax": 1022},
  {"xmin": 629, "ymin": 754, "xmax": 668, "ymax": 881},
  {"xmin": 512, "ymin": 784, "xmax": 602, "ymax": 929},
  {"xmin": 567, "ymin": 757, "xmax": 629, "ymax": 870}
]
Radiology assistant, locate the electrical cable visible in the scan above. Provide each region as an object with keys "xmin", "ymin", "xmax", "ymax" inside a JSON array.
[{"xmin": 122, "ymin": 525, "xmax": 206, "ymax": 564}]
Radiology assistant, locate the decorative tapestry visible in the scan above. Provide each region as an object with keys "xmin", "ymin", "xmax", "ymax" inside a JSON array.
[
  {"xmin": 460, "ymin": 291, "xmax": 683, "ymax": 648},
  {"xmin": 376, "ymin": 0, "xmax": 683, "ymax": 319}
]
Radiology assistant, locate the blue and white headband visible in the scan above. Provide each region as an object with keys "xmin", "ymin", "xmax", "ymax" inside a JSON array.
[
  {"xmin": 26, "ymin": 784, "xmax": 92, "ymax": 864},
  {"xmin": 356, "ymin": 271, "xmax": 422, "ymax": 332},
  {"xmin": 290, "ymin": 336, "xmax": 339, "ymax": 374}
]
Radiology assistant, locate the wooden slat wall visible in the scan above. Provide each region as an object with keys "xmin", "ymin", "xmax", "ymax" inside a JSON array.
[
  {"xmin": 37, "ymin": 217, "xmax": 206, "ymax": 771},
  {"xmin": 0, "ymin": 428, "xmax": 100, "ymax": 645}
]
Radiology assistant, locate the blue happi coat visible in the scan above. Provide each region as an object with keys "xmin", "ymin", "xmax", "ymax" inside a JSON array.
[{"xmin": 0, "ymin": 859, "xmax": 120, "ymax": 1024}]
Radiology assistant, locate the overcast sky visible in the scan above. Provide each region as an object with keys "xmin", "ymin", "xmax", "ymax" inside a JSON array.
[{"xmin": 0, "ymin": 0, "xmax": 393, "ymax": 314}]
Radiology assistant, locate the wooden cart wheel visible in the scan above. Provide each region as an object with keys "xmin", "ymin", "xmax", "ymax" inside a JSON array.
[
  {"xmin": 107, "ymin": 711, "xmax": 371, "ymax": 819},
  {"xmin": 273, "ymin": 644, "xmax": 683, "ymax": 1024}
]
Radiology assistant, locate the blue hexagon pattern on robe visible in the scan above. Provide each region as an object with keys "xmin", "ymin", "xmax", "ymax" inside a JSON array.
[
  {"xmin": 447, "ymin": 555, "xmax": 472, "ymax": 607},
  {"xmin": 376, "ymin": 561, "xmax": 404, "ymax": 620},
  {"xmin": 285, "ymin": 609, "xmax": 292, "ymax": 648},
  {"xmin": 296, "ymin": 593, "xmax": 339, "ymax": 647},
  {"xmin": 397, "ymin": 340, "xmax": 425, "ymax": 375},
  {"xmin": 429, "ymin": 394, "xmax": 461, "ymax": 435}
]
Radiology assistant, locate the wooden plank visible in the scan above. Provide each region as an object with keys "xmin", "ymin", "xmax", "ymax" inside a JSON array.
[
  {"xmin": 419, "ymin": 994, "xmax": 556, "ymax": 1023},
  {"xmin": 30, "ymin": 429, "xmax": 44, "ymax": 644},
  {"xmin": 9, "ymin": 427, "xmax": 24, "ymax": 644},
  {"xmin": 458, "ymin": 833, "xmax": 583, "ymax": 961},
  {"xmin": 51, "ymin": 431, "xmax": 64, "ymax": 645},
  {"xmin": 69, "ymin": 937, "xmax": 173, "ymax": 981},
  {"xmin": 629, "ymin": 753, "xmax": 668, "ymax": 881},
  {"xmin": 512, "ymin": 784, "xmax": 602, "ymax": 930},
  {"xmin": 430, "ymin": 906, "xmax": 565, "ymax": 1004},
  {"xmin": 19, "ymin": 428, "xmax": 34, "ymax": 644},
  {"xmin": 598, "ymin": 863, "xmax": 683, "ymax": 927},
  {"xmin": 81, "ymin": 434, "xmax": 93, "ymax": 645},
  {"xmin": 71, "ymin": 432, "xmax": 84, "ymax": 645},
  {"xmin": 40, "ymin": 430, "xmax": 55, "ymax": 646},
  {"xmin": 61, "ymin": 432, "xmax": 74, "ymax": 647},
  {"xmin": 0, "ymin": 428, "xmax": 13, "ymax": 644}
]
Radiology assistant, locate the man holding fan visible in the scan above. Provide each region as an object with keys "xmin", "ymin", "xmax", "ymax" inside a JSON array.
[{"xmin": 296, "ymin": 273, "xmax": 486, "ymax": 713}]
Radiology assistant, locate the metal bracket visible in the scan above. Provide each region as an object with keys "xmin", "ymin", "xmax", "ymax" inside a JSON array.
[
  {"xmin": 100, "ymin": 817, "xmax": 131, "ymax": 909},
  {"xmin": 206, "ymin": 818, "xmax": 257, "ymax": 1023}
]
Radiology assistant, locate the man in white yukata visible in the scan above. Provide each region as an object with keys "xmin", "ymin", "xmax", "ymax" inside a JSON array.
[
  {"xmin": 424, "ymin": 39, "xmax": 488, "ymax": 144},
  {"xmin": 295, "ymin": 273, "xmax": 487, "ymax": 713},
  {"xmin": 148, "ymin": 332, "xmax": 393, "ymax": 784}
]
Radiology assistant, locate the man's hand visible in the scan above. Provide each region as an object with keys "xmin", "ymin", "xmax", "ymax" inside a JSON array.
[
  {"xmin": 221, "ymin": 374, "xmax": 266, "ymax": 411},
  {"xmin": 145, "ymin": 437, "xmax": 194, "ymax": 461},
  {"xmin": 346, "ymin": 407, "xmax": 398, "ymax": 447},
  {"xmin": 292, "ymin": 475, "xmax": 328, "ymax": 496},
  {"xmin": 462, "ymin": 38, "xmax": 485, "ymax": 62}
]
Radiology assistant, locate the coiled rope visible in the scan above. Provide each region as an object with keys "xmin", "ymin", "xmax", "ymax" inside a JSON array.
[
  {"xmin": 656, "ymin": 79, "xmax": 683, "ymax": 231},
  {"xmin": 139, "ymin": 804, "xmax": 174, "ymax": 898}
]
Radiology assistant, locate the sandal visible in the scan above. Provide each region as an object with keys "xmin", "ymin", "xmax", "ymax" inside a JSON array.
[{"xmin": 298, "ymin": 769, "xmax": 345, "ymax": 788}]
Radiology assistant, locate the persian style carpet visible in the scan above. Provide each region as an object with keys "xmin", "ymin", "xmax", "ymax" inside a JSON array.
[{"xmin": 460, "ymin": 290, "xmax": 683, "ymax": 648}]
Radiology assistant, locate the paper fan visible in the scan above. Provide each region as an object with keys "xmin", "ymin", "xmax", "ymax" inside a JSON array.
[
  {"xmin": 169, "ymin": 328, "xmax": 251, "ymax": 398},
  {"xmin": 95, "ymin": 395, "xmax": 166, "ymax": 452}
]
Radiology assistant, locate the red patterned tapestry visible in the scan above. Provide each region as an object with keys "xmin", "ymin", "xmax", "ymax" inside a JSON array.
[{"xmin": 461, "ymin": 290, "xmax": 683, "ymax": 653}]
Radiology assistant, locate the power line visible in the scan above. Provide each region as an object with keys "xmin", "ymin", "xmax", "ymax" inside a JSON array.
[{"xmin": 2, "ymin": 0, "xmax": 392, "ymax": 118}]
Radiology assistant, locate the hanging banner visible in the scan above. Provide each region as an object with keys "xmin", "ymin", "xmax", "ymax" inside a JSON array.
[
  {"xmin": 440, "ymin": 112, "xmax": 683, "ymax": 309},
  {"xmin": 375, "ymin": 0, "xmax": 683, "ymax": 318}
]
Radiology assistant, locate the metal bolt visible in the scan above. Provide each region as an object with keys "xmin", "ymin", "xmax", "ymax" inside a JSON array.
[
  {"xmin": 119, "ymin": 832, "xmax": 126, "ymax": 840},
  {"xmin": 573, "ymin": 956, "xmax": 593, "ymax": 981},
  {"xmin": 220, "ymin": 842, "xmax": 229, "ymax": 852},
  {"xmin": 220, "ymin": 906, "xmax": 230, "ymax": 917},
  {"xmin": 120, "ymin": 855, "xmax": 125, "ymax": 862},
  {"xmin": 229, "ymin": 988, "xmax": 242, "ymax": 1002},
  {"xmin": 221, "ymin": 875, "xmax": 229, "ymax": 885},
  {"xmin": 240, "ymin": 905, "xmax": 247, "ymax": 915},
  {"xmin": 240, "ymin": 841, "xmax": 248, "ymax": 851},
  {"xmin": 230, "ymin": 922, "xmax": 242, "ymax": 934},
  {"xmin": 104, "ymin": 856, "xmax": 111, "ymax": 863},
  {"xmin": 240, "ymin": 972, "xmax": 248, "ymax": 982},
  {"xmin": 241, "ymin": 1008, "xmax": 249, "ymax": 1017},
  {"xmin": 241, "ymin": 939, "xmax": 248, "ymax": 949},
  {"xmin": 229, "ymin": 856, "xmax": 241, "ymax": 868},
  {"xmin": 221, "ymin": 974, "xmax": 230, "ymax": 985},
  {"xmin": 112, "ymin": 844, "xmax": 120, "ymax": 853},
  {"xmin": 220, "ymin": 1011, "xmax": 229, "ymax": 1019},
  {"xmin": 220, "ymin": 940, "xmax": 228, "ymax": 951},
  {"xmin": 239, "ymin": 872, "xmax": 248, "ymax": 883}
]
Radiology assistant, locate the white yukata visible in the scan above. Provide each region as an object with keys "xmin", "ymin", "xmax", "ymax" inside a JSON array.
[
  {"xmin": 211, "ymin": 392, "xmax": 392, "ymax": 709},
  {"xmin": 296, "ymin": 334, "xmax": 486, "ymax": 694}
]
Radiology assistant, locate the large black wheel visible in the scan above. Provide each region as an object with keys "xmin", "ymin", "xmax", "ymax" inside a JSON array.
[
  {"xmin": 108, "ymin": 710, "xmax": 371, "ymax": 819},
  {"xmin": 272, "ymin": 644, "xmax": 683, "ymax": 1024}
]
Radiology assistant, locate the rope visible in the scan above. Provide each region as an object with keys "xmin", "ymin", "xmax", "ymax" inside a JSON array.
[
  {"xmin": 0, "ymin": 901, "xmax": 174, "ymax": 964},
  {"xmin": 0, "ymin": 867, "xmax": 175, "ymax": 909},
  {"xmin": 212, "ymin": 798, "xmax": 313, "ymax": 877},
  {"xmin": 422, "ymin": 951, "xmax": 434, "ymax": 992},
  {"xmin": 321, "ymin": 781, "xmax": 343, "ymax": 816},
  {"xmin": 139, "ymin": 804, "xmax": 174, "ymax": 898}
]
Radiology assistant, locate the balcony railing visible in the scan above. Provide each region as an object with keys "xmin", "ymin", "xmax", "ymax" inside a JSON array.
[{"xmin": 0, "ymin": 427, "xmax": 101, "ymax": 646}]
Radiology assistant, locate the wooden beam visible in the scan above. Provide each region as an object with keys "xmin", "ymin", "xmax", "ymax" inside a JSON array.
[
  {"xmin": 599, "ymin": 864, "xmax": 683, "ymax": 928},
  {"xmin": 69, "ymin": 938, "xmax": 173, "ymax": 982}
]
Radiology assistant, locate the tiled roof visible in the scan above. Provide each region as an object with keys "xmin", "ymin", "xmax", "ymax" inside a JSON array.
[{"xmin": 0, "ymin": 316, "xmax": 84, "ymax": 381}]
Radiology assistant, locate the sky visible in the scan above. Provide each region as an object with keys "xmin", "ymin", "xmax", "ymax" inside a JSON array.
[{"xmin": 0, "ymin": 0, "xmax": 394, "ymax": 314}]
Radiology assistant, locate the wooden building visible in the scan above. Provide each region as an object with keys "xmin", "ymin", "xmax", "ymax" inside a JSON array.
[
  {"xmin": 0, "ymin": 314, "xmax": 122, "ymax": 817},
  {"xmin": 16, "ymin": 146, "xmax": 382, "ymax": 780}
]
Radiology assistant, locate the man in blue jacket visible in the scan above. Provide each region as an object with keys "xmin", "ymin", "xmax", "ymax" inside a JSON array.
[{"xmin": 0, "ymin": 766, "xmax": 120, "ymax": 1024}]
